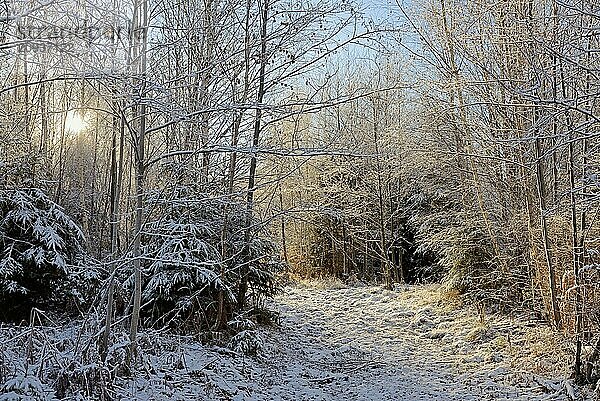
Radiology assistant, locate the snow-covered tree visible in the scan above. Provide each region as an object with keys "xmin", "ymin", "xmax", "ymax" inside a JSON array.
[
  {"xmin": 137, "ymin": 187, "xmax": 284, "ymax": 331},
  {"xmin": 0, "ymin": 188, "xmax": 88, "ymax": 321},
  {"xmin": 0, "ymin": 374, "xmax": 58, "ymax": 401}
]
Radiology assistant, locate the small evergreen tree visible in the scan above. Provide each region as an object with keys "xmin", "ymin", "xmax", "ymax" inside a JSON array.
[
  {"xmin": 138, "ymin": 188, "xmax": 284, "ymax": 331},
  {"xmin": 0, "ymin": 188, "xmax": 88, "ymax": 321}
]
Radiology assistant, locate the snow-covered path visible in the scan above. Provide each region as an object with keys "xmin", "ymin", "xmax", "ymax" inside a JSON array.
[
  {"xmin": 0, "ymin": 283, "xmax": 578, "ymax": 400},
  {"xmin": 252, "ymin": 284, "xmax": 573, "ymax": 401}
]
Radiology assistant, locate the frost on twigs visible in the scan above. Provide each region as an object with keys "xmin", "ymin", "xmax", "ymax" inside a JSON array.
[{"xmin": 227, "ymin": 329, "xmax": 264, "ymax": 356}]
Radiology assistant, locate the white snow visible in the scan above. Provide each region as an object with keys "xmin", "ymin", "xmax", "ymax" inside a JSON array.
[
  {"xmin": 246, "ymin": 284, "xmax": 577, "ymax": 401},
  {"xmin": 0, "ymin": 283, "xmax": 588, "ymax": 400}
]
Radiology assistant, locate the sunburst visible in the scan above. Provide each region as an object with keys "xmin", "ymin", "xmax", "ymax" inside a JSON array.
[{"xmin": 64, "ymin": 111, "xmax": 88, "ymax": 135}]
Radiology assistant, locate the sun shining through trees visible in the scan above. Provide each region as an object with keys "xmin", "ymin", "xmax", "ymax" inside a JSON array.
[{"xmin": 64, "ymin": 111, "xmax": 88, "ymax": 135}]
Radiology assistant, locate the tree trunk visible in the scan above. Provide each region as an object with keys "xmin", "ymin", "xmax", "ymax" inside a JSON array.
[
  {"xmin": 128, "ymin": 0, "xmax": 148, "ymax": 362},
  {"xmin": 238, "ymin": 0, "xmax": 269, "ymax": 310},
  {"xmin": 100, "ymin": 96, "xmax": 124, "ymax": 361},
  {"xmin": 372, "ymin": 97, "xmax": 394, "ymax": 288},
  {"xmin": 534, "ymin": 138, "xmax": 561, "ymax": 329}
]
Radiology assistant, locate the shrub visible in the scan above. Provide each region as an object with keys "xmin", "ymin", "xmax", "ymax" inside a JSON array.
[
  {"xmin": 0, "ymin": 374, "xmax": 59, "ymax": 401},
  {"xmin": 0, "ymin": 188, "xmax": 89, "ymax": 321},
  {"xmin": 137, "ymin": 188, "xmax": 284, "ymax": 331}
]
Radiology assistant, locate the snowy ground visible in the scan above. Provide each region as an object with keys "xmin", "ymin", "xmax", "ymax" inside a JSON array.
[
  {"xmin": 249, "ymin": 283, "xmax": 579, "ymax": 401},
  {"xmin": 1, "ymin": 283, "xmax": 588, "ymax": 400}
]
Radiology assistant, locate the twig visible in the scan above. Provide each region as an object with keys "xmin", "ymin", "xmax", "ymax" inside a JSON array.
[{"xmin": 308, "ymin": 360, "xmax": 381, "ymax": 384}]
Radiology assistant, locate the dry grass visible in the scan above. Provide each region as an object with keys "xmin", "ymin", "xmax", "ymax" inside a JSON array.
[
  {"xmin": 290, "ymin": 276, "xmax": 349, "ymax": 290},
  {"xmin": 512, "ymin": 326, "xmax": 571, "ymax": 376},
  {"xmin": 284, "ymin": 278, "xmax": 572, "ymax": 379},
  {"xmin": 400, "ymin": 283, "xmax": 571, "ymax": 378}
]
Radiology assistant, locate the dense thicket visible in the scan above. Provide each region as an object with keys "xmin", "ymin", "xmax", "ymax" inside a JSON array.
[
  {"xmin": 0, "ymin": 0, "xmax": 376, "ymax": 372},
  {"xmin": 138, "ymin": 186, "xmax": 283, "ymax": 330},
  {"xmin": 1, "ymin": 0, "xmax": 599, "ymax": 386},
  {"xmin": 271, "ymin": 0, "xmax": 600, "ymax": 383}
]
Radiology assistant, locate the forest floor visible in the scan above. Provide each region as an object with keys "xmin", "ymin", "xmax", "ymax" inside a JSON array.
[
  {"xmin": 149, "ymin": 281, "xmax": 585, "ymax": 400},
  {"xmin": 245, "ymin": 281, "xmax": 582, "ymax": 401},
  {"xmin": 1, "ymin": 282, "xmax": 590, "ymax": 400}
]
